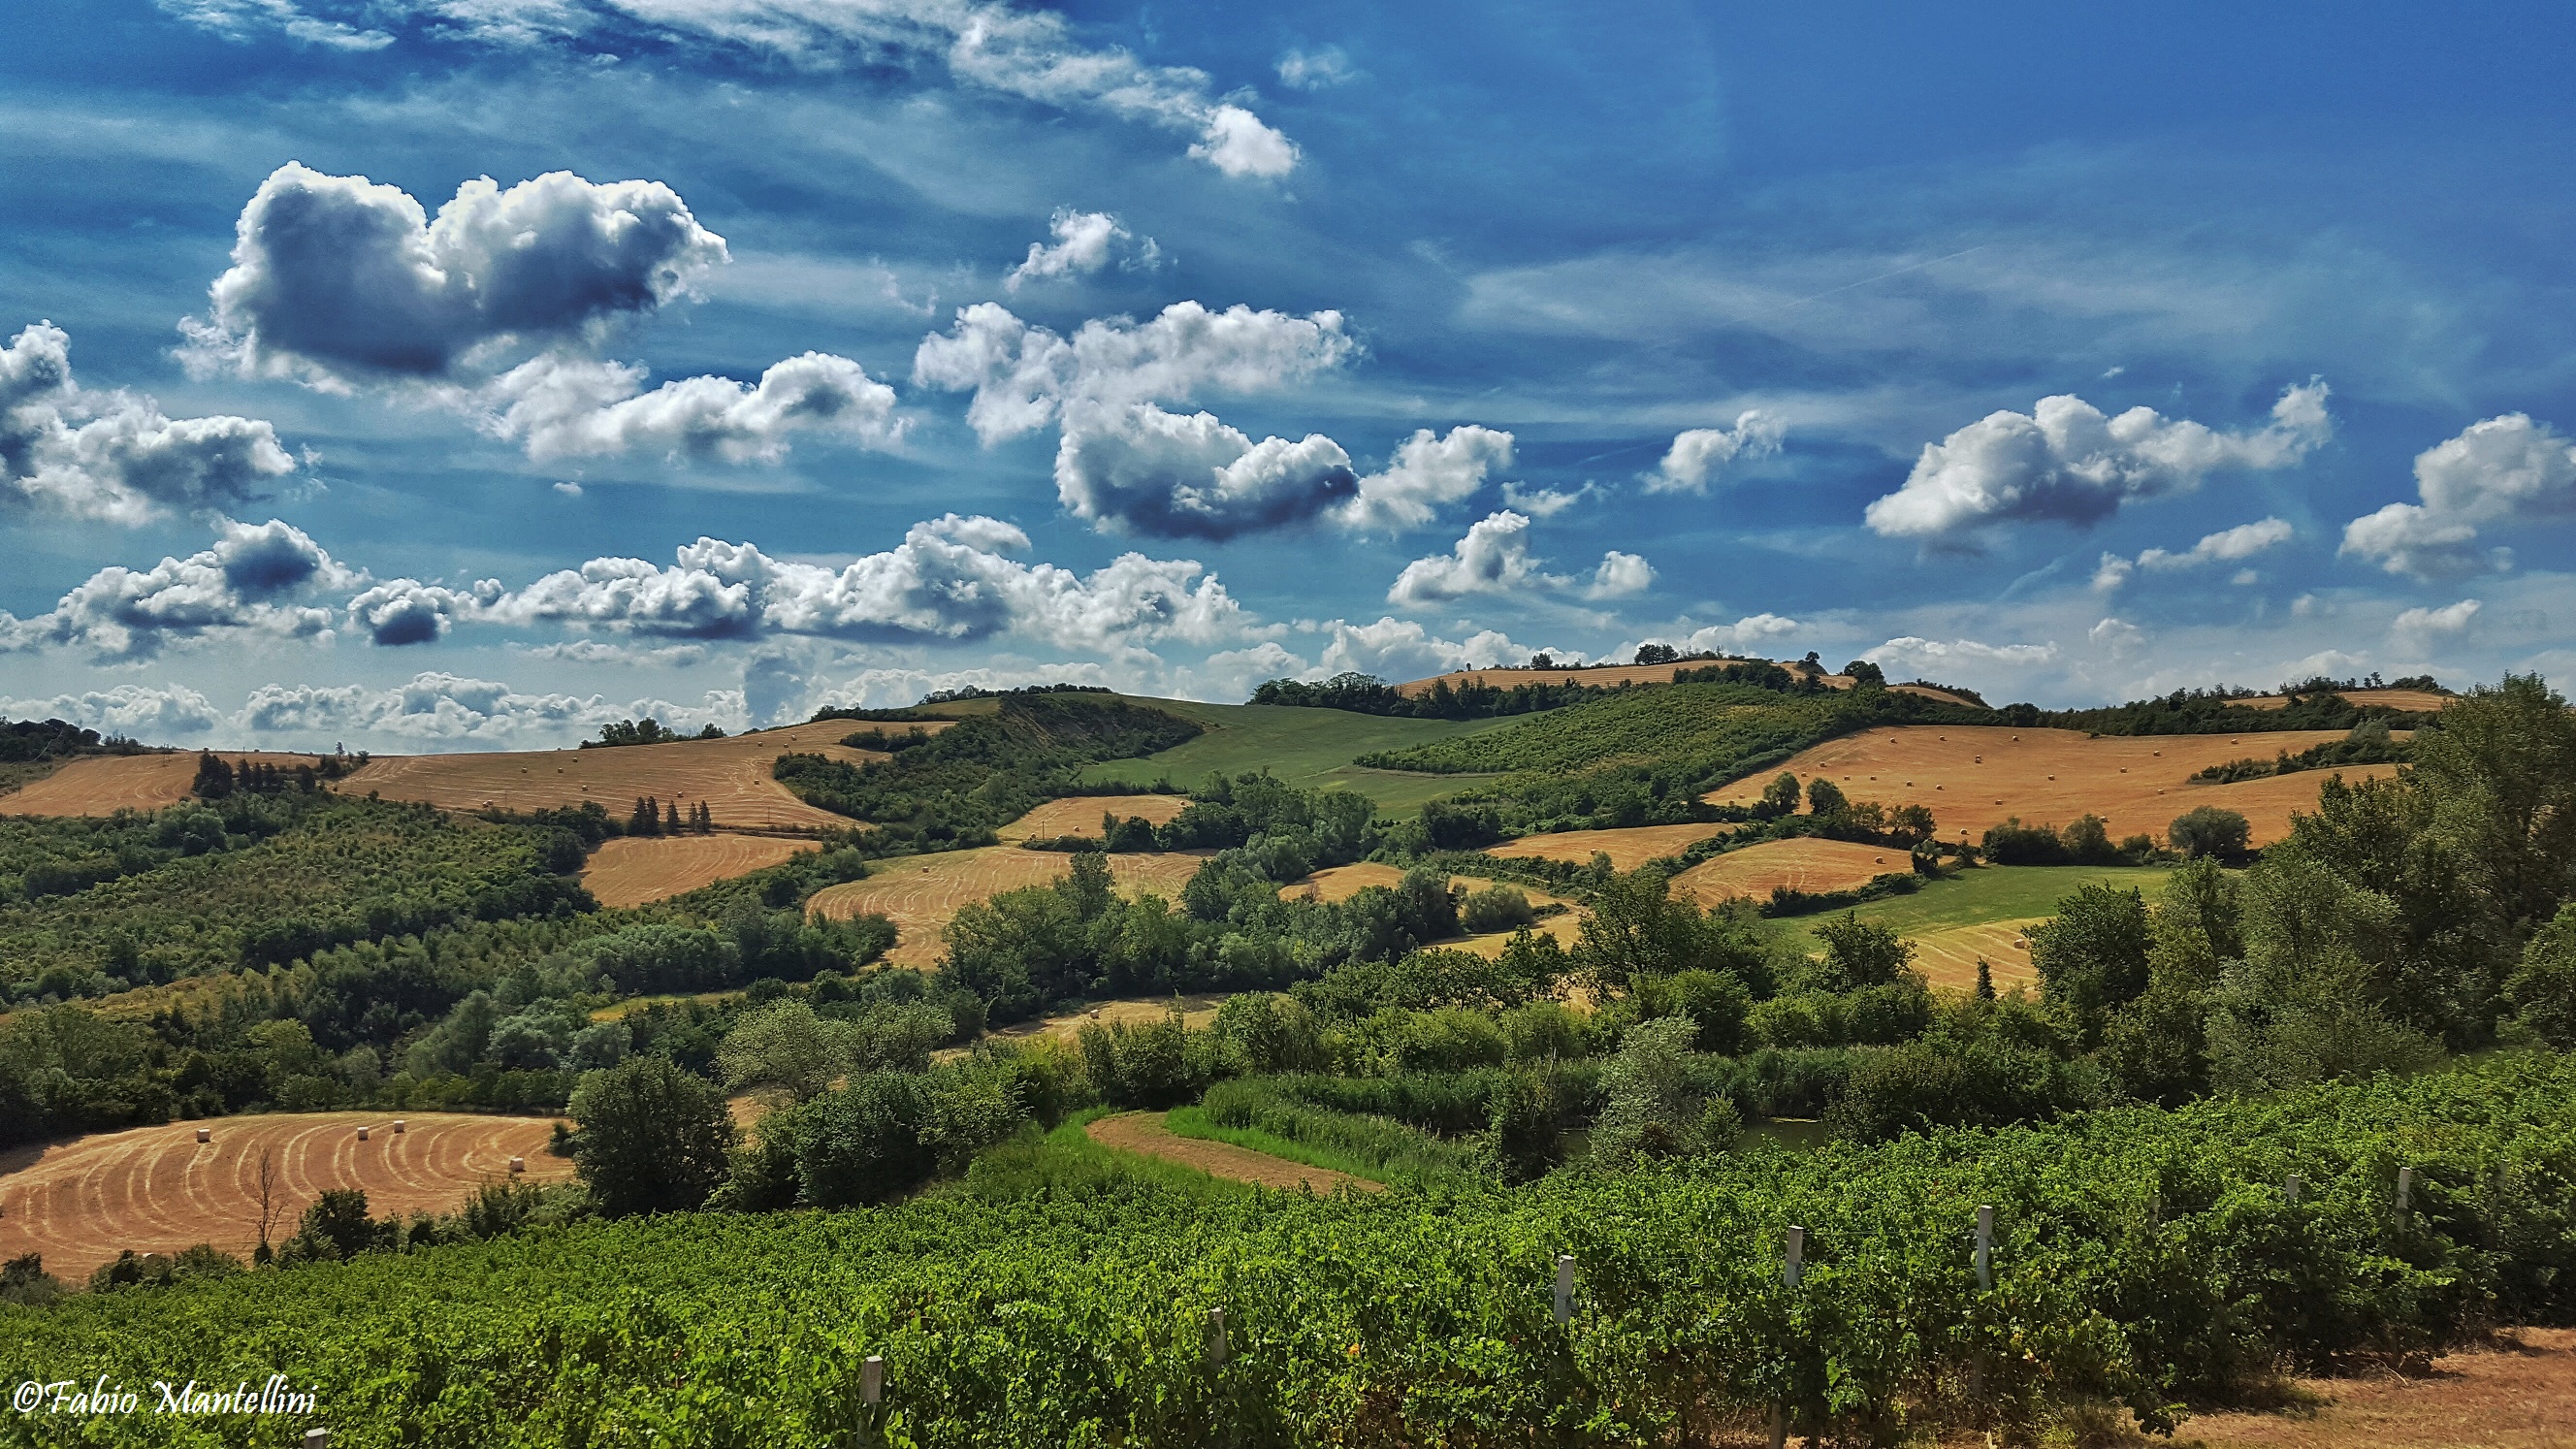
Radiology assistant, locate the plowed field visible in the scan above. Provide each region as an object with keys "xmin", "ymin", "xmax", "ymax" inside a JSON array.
[
  {"xmin": 0, "ymin": 1111, "xmax": 570, "ymax": 1283},
  {"xmin": 1671, "ymin": 838, "xmax": 1904, "ymax": 907},
  {"xmin": 998, "ymin": 793, "xmax": 1190, "ymax": 842},
  {"xmin": 0, "ymin": 752, "xmax": 317, "ymax": 818},
  {"xmin": 1489, "ymin": 822, "xmax": 1730, "ymax": 868},
  {"xmin": 579, "ymin": 833, "xmax": 817, "ymax": 908},
  {"xmin": 1701, "ymin": 726, "xmax": 2393, "ymax": 847},
  {"xmin": 805, "ymin": 847, "xmax": 1211, "ymax": 967},
  {"xmin": 332, "ymin": 720, "xmax": 929, "ymax": 832},
  {"xmin": 1276, "ymin": 861, "xmax": 1580, "ymax": 913}
]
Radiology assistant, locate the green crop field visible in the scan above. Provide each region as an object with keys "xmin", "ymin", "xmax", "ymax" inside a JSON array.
[
  {"xmin": 1079, "ymin": 699, "xmax": 1509, "ymax": 812},
  {"xmin": 1781, "ymin": 862, "xmax": 2174, "ymax": 952}
]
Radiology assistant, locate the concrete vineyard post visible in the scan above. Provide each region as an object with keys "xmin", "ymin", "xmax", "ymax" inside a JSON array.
[
  {"xmin": 2396, "ymin": 1165, "xmax": 2413, "ymax": 1219},
  {"xmin": 1974, "ymin": 1205, "xmax": 1994, "ymax": 1291},
  {"xmin": 1206, "ymin": 1308, "xmax": 1229, "ymax": 1367},
  {"xmin": 304, "ymin": 1432, "xmax": 329, "ymax": 1448},
  {"xmin": 2283, "ymin": 1174, "xmax": 2302, "ymax": 1206},
  {"xmin": 1773, "ymin": 1226, "xmax": 1806, "ymax": 1449},
  {"xmin": 860, "ymin": 1355, "xmax": 884, "ymax": 1405},
  {"xmin": 1554, "ymin": 1254, "xmax": 1574, "ymax": 1324}
]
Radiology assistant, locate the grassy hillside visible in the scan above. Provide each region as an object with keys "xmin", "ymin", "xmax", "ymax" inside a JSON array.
[
  {"xmin": 1785, "ymin": 863, "xmax": 2174, "ymax": 948},
  {"xmin": 1079, "ymin": 699, "xmax": 1512, "ymax": 812}
]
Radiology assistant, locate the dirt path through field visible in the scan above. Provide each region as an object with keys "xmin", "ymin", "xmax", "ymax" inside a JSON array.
[
  {"xmin": 1084, "ymin": 1111, "xmax": 1383, "ymax": 1194},
  {"xmin": 2169, "ymin": 1328, "xmax": 2576, "ymax": 1448}
]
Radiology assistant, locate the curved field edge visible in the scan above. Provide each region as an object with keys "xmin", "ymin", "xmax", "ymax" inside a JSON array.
[{"xmin": 5, "ymin": 1052, "xmax": 2571, "ymax": 1445}]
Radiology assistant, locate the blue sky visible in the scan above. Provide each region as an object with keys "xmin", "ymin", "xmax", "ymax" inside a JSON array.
[{"xmin": 3, "ymin": 0, "xmax": 2572, "ymax": 750}]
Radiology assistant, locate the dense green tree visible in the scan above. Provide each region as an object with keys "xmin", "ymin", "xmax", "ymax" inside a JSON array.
[
  {"xmin": 717, "ymin": 1001, "xmax": 860, "ymax": 1102},
  {"xmin": 2027, "ymin": 885, "xmax": 2152, "ymax": 1045},
  {"xmin": 2167, "ymin": 807, "xmax": 2251, "ymax": 861},
  {"xmin": 2504, "ymin": 903, "xmax": 2576, "ymax": 1046},
  {"xmin": 1805, "ymin": 913, "xmax": 1915, "ymax": 993},
  {"xmin": 567, "ymin": 1055, "xmax": 738, "ymax": 1216}
]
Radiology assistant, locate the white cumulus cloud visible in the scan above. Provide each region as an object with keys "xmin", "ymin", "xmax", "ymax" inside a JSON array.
[
  {"xmin": 1678, "ymin": 613, "xmax": 1802, "ymax": 655},
  {"xmin": 1587, "ymin": 552, "xmax": 1655, "ymax": 599},
  {"xmin": 1865, "ymin": 380, "xmax": 2330, "ymax": 541},
  {"xmin": 2094, "ymin": 516, "xmax": 2294, "ymax": 590},
  {"xmin": 1, "ymin": 518, "xmax": 355, "ymax": 661},
  {"xmin": 1005, "ymin": 209, "xmax": 1160, "ymax": 292},
  {"xmin": 1645, "ymin": 410, "xmax": 1786, "ymax": 494},
  {"xmin": 184, "ymin": 164, "xmax": 898, "ymax": 465},
  {"xmin": 1864, "ymin": 636, "xmax": 2060, "ymax": 670},
  {"xmin": 2, "ymin": 321, "xmax": 296, "ymax": 524},
  {"xmin": 2389, "ymin": 598, "xmax": 2480, "ymax": 646},
  {"xmin": 1336, "ymin": 426, "xmax": 1515, "ymax": 532},
  {"xmin": 2341, "ymin": 413, "xmax": 2576, "ymax": 578}
]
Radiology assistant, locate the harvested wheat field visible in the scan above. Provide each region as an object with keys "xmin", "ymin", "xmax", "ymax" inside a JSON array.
[
  {"xmin": 1489, "ymin": 822, "xmax": 1730, "ymax": 868},
  {"xmin": 981, "ymin": 994, "xmax": 1228, "ymax": 1048},
  {"xmin": 1451, "ymin": 911, "xmax": 1588, "ymax": 958},
  {"xmin": 1701, "ymin": 726, "xmax": 2396, "ymax": 847},
  {"xmin": 0, "ymin": 752, "xmax": 321, "ymax": 818},
  {"xmin": 1671, "ymin": 838, "xmax": 1905, "ymax": 907},
  {"xmin": 805, "ymin": 846, "xmax": 1211, "ymax": 967},
  {"xmin": 1085, "ymin": 1111, "xmax": 1380, "ymax": 1194},
  {"xmin": 579, "ymin": 833, "xmax": 818, "ymax": 908},
  {"xmin": 2169, "ymin": 1327, "xmax": 2576, "ymax": 1449},
  {"xmin": 1277, "ymin": 861, "xmax": 1580, "ymax": 911},
  {"xmin": 0, "ymin": 1111, "xmax": 570, "ymax": 1284},
  {"xmin": 998, "ymin": 793, "xmax": 1191, "ymax": 842},
  {"xmin": 332, "ymin": 719, "xmax": 930, "ymax": 832},
  {"xmin": 1901, "ymin": 920, "xmax": 2042, "ymax": 993},
  {"xmin": 2238, "ymin": 687, "xmax": 2451, "ymax": 715}
]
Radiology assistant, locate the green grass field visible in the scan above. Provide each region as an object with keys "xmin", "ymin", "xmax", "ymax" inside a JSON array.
[
  {"xmin": 1079, "ymin": 700, "xmax": 1508, "ymax": 812},
  {"xmin": 1780, "ymin": 862, "xmax": 2174, "ymax": 953}
]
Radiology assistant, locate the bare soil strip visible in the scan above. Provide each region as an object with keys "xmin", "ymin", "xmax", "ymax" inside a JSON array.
[
  {"xmin": 579, "ymin": 833, "xmax": 817, "ymax": 907},
  {"xmin": 1702, "ymin": 725, "xmax": 2394, "ymax": 848},
  {"xmin": 1083, "ymin": 1111, "xmax": 1382, "ymax": 1194},
  {"xmin": 2169, "ymin": 1328, "xmax": 2576, "ymax": 1449},
  {"xmin": 0, "ymin": 1111, "xmax": 571, "ymax": 1283}
]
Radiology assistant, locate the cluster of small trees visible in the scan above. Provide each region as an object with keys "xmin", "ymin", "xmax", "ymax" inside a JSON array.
[
  {"xmin": 628, "ymin": 796, "xmax": 714, "ymax": 835},
  {"xmin": 583, "ymin": 718, "xmax": 724, "ymax": 748}
]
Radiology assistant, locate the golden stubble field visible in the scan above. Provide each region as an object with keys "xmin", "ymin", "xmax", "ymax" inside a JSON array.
[
  {"xmin": 0, "ymin": 1111, "xmax": 571, "ymax": 1283},
  {"xmin": 332, "ymin": 720, "xmax": 934, "ymax": 832},
  {"xmin": 0, "ymin": 752, "xmax": 325, "ymax": 817},
  {"xmin": 1702, "ymin": 725, "xmax": 2396, "ymax": 847},
  {"xmin": 1487, "ymin": 823, "xmax": 1732, "ymax": 869},
  {"xmin": 996, "ymin": 793, "xmax": 1191, "ymax": 842},
  {"xmin": 579, "ymin": 834, "xmax": 820, "ymax": 908},
  {"xmin": 0, "ymin": 722, "xmax": 947, "ymax": 830},
  {"xmin": 805, "ymin": 847, "xmax": 1212, "ymax": 968},
  {"xmin": 1669, "ymin": 838, "xmax": 1904, "ymax": 907}
]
